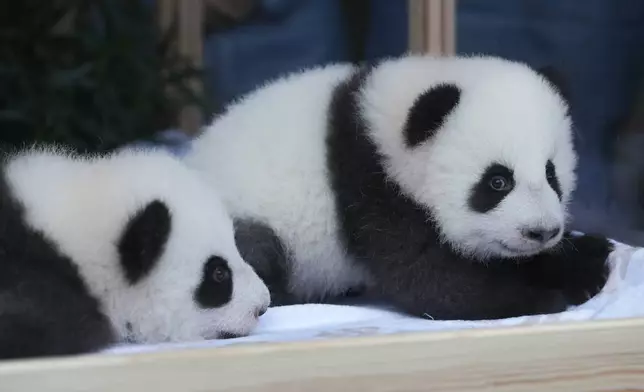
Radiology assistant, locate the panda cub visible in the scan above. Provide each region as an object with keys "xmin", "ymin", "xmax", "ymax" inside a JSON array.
[
  {"xmin": 186, "ymin": 54, "xmax": 615, "ymax": 321},
  {"xmin": 0, "ymin": 146, "xmax": 270, "ymax": 360}
]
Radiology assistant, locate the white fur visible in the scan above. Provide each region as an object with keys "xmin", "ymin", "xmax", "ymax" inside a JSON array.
[
  {"xmin": 186, "ymin": 55, "xmax": 577, "ymax": 300},
  {"xmin": 5, "ymin": 146, "xmax": 270, "ymax": 344}
]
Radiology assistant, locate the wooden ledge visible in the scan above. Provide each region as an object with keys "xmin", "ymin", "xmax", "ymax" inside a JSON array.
[{"xmin": 2, "ymin": 317, "xmax": 644, "ymax": 391}]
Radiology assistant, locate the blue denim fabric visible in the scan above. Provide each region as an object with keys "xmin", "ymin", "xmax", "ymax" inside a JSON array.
[
  {"xmin": 363, "ymin": 0, "xmax": 407, "ymax": 61},
  {"xmin": 203, "ymin": 0, "xmax": 350, "ymax": 110}
]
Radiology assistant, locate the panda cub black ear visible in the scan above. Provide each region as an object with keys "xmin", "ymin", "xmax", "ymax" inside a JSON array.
[
  {"xmin": 536, "ymin": 65, "xmax": 571, "ymax": 107},
  {"xmin": 403, "ymin": 84, "xmax": 461, "ymax": 148},
  {"xmin": 118, "ymin": 200, "xmax": 172, "ymax": 285}
]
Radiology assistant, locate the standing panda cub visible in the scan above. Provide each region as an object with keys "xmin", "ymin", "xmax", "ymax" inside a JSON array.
[
  {"xmin": 0, "ymin": 146, "xmax": 270, "ymax": 360},
  {"xmin": 186, "ymin": 54, "xmax": 614, "ymax": 321}
]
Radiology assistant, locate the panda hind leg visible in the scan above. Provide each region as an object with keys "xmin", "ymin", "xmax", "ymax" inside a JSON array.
[
  {"xmin": 233, "ymin": 218, "xmax": 297, "ymax": 306},
  {"xmin": 0, "ymin": 286, "xmax": 115, "ymax": 360}
]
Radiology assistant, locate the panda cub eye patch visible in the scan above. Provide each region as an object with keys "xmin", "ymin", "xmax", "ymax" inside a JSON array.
[
  {"xmin": 545, "ymin": 160, "xmax": 562, "ymax": 199},
  {"xmin": 468, "ymin": 163, "xmax": 515, "ymax": 213},
  {"xmin": 194, "ymin": 255, "xmax": 233, "ymax": 308}
]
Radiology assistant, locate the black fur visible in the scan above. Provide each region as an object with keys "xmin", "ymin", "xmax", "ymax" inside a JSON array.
[
  {"xmin": 403, "ymin": 84, "xmax": 461, "ymax": 148},
  {"xmin": 468, "ymin": 163, "xmax": 515, "ymax": 213},
  {"xmin": 511, "ymin": 233, "xmax": 613, "ymax": 305},
  {"xmin": 546, "ymin": 160, "xmax": 563, "ymax": 200},
  {"xmin": 117, "ymin": 200, "xmax": 171, "ymax": 285},
  {"xmin": 0, "ymin": 167, "xmax": 114, "ymax": 360},
  {"xmin": 194, "ymin": 256, "xmax": 233, "ymax": 308},
  {"xmin": 325, "ymin": 66, "xmax": 611, "ymax": 320},
  {"xmin": 233, "ymin": 219, "xmax": 294, "ymax": 306}
]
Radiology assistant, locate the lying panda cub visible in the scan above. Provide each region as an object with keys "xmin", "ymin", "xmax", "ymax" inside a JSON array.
[
  {"xmin": 0, "ymin": 146, "xmax": 270, "ymax": 360},
  {"xmin": 186, "ymin": 54, "xmax": 614, "ymax": 320}
]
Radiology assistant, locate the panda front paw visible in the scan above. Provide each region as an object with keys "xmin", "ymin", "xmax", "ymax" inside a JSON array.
[
  {"xmin": 533, "ymin": 289, "xmax": 570, "ymax": 315},
  {"xmin": 520, "ymin": 233, "xmax": 613, "ymax": 306},
  {"xmin": 558, "ymin": 233, "xmax": 613, "ymax": 305}
]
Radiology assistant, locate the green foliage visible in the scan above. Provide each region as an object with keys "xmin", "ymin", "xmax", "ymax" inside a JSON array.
[{"xmin": 0, "ymin": 0, "xmax": 208, "ymax": 152}]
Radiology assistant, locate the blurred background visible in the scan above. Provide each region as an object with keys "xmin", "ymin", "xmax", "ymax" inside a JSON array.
[{"xmin": 1, "ymin": 0, "xmax": 644, "ymax": 246}]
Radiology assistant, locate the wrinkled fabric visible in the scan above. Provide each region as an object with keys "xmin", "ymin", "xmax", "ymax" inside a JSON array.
[{"xmin": 105, "ymin": 241, "xmax": 643, "ymax": 355}]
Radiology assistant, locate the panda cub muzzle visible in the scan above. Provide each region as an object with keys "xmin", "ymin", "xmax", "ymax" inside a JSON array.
[
  {"xmin": 521, "ymin": 226, "xmax": 561, "ymax": 244},
  {"xmin": 193, "ymin": 254, "xmax": 269, "ymax": 340}
]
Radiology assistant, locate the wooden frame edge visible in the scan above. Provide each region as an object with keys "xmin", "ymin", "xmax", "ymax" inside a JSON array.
[
  {"xmin": 2, "ymin": 317, "xmax": 644, "ymax": 391},
  {"xmin": 408, "ymin": 0, "xmax": 456, "ymax": 55},
  {"xmin": 158, "ymin": 0, "xmax": 204, "ymax": 136}
]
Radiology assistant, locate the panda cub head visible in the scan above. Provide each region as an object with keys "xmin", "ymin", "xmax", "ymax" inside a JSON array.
[
  {"xmin": 360, "ymin": 56, "xmax": 576, "ymax": 259},
  {"xmin": 115, "ymin": 196, "xmax": 270, "ymax": 343},
  {"xmin": 5, "ymin": 146, "xmax": 270, "ymax": 343}
]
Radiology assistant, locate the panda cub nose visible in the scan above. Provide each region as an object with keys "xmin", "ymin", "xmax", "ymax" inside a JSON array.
[
  {"xmin": 522, "ymin": 226, "xmax": 561, "ymax": 243},
  {"xmin": 255, "ymin": 305, "xmax": 268, "ymax": 318}
]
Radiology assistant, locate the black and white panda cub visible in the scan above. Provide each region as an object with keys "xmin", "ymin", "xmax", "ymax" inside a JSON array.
[
  {"xmin": 186, "ymin": 54, "xmax": 614, "ymax": 321},
  {"xmin": 0, "ymin": 146, "xmax": 270, "ymax": 360}
]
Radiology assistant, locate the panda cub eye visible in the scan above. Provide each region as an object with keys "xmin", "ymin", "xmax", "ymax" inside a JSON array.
[
  {"xmin": 545, "ymin": 160, "xmax": 563, "ymax": 199},
  {"xmin": 212, "ymin": 264, "xmax": 230, "ymax": 283},
  {"xmin": 489, "ymin": 175, "xmax": 513, "ymax": 192},
  {"xmin": 545, "ymin": 160, "xmax": 556, "ymax": 180},
  {"xmin": 469, "ymin": 163, "xmax": 515, "ymax": 213},
  {"xmin": 194, "ymin": 255, "xmax": 233, "ymax": 308},
  {"xmin": 208, "ymin": 256, "xmax": 231, "ymax": 284}
]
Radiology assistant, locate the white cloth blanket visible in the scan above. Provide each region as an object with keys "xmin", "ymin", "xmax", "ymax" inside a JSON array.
[{"xmin": 105, "ymin": 242, "xmax": 644, "ymax": 355}]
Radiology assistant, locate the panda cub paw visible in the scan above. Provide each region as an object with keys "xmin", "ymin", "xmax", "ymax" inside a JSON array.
[
  {"xmin": 521, "ymin": 233, "xmax": 613, "ymax": 307},
  {"xmin": 557, "ymin": 233, "xmax": 614, "ymax": 305}
]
